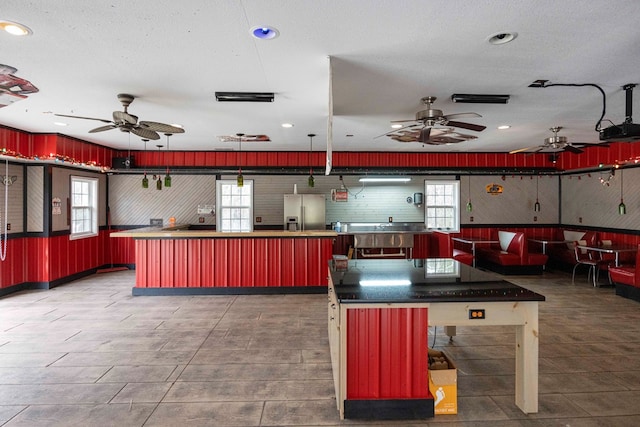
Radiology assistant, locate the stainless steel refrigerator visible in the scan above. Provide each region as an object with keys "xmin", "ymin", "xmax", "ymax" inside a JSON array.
[{"xmin": 283, "ymin": 194, "xmax": 326, "ymax": 230}]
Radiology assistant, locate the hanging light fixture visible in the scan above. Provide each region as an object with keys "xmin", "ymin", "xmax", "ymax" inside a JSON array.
[
  {"xmin": 236, "ymin": 133, "xmax": 244, "ymax": 187},
  {"xmin": 164, "ymin": 133, "xmax": 172, "ymax": 188},
  {"xmin": 141, "ymin": 139, "xmax": 149, "ymax": 188},
  {"xmin": 534, "ymin": 175, "xmax": 541, "ymax": 212},
  {"xmin": 308, "ymin": 133, "xmax": 316, "ymax": 187},
  {"xmin": 155, "ymin": 145, "xmax": 163, "ymax": 190},
  {"xmin": 618, "ymin": 168, "xmax": 626, "ymax": 215},
  {"xmin": 466, "ymin": 175, "xmax": 472, "ymax": 212}
]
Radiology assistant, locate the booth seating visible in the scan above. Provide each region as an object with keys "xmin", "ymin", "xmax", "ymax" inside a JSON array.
[
  {"xmin": 609, "ymin": 244, "xmax": 640, "ymax": 303},
  {"xmin": 476, "ymin": 231, "xmax": 548, "ymax": 275},
  {"xmin": 432, "ymin": 231, "xmax": 474, "ymax": 266}
]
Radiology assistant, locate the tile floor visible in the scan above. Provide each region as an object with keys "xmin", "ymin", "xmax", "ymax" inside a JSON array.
[{"xmin": 0, "ymin": 269, "xmax": 639, "ymax": 426}]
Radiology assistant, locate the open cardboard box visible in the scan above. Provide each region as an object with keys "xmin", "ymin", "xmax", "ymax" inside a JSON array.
[{"xmin": 428, "ymin": 349, "xmax": 457, "ymax": 415}]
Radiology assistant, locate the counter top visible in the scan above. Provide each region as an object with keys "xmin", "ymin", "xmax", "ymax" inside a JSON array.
[
  {"xmin": 111, "ymin": 227, "xmax": 337, "ymax": 238},
  {"xmin": 330, "ymin": 258, "xmax": 545, "ymax": 303}
]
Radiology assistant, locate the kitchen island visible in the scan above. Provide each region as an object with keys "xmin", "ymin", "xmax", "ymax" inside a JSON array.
[
  {"xmin": 328, "ymin": 258, "xmax": 544, "ymax": 420},
  {"xmin": 111, "ymin": 227, "xmax": 336, "ymax": 295}
]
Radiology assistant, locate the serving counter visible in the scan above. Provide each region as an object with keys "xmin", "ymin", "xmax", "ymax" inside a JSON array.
[
  {"xmin": 111, "ymin": 227, "xmax": 336, "ymax": 295},
  {"xmin": 328, "ymin": 258, "xmax": 544, "ymax": 420}
]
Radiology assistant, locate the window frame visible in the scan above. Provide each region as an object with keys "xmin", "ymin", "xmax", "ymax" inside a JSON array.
[
  {"xmin": 215, "ymin": 179, "xmax": 254, "ymax": 232},
  {"xmin": 70, "ymin": 175, "xmax": 99, "ymax": 240},
  {"xmin": 424, "ymin": 179, "xmax": 461, "ymax": 232}
]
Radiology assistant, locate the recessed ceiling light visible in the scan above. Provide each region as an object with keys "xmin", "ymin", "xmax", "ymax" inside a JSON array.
[
  {"xmin": 54, "ymin": 122, "xmax": 68, "ymax": 127},
  {"xmin": 281, "ymin": 123, "xmax": 294, "ymax": 128},
  {"xmin": 498, "ymin": 125, "xmax": 511, "ymax": 130},
  {"xmin": 391, "ymin": 124, "xmax": 403, "ymax": 129},
  {"xmin": 487, "ymin": 31, "xmax": 517, "ymax": 45},
  {"xmin": 0, "ymin": 20, "xmax": 32, "ymax": 36},
  {"xmin": 250, "ymin": 26, "xmax": 279, "ymax": 40}
]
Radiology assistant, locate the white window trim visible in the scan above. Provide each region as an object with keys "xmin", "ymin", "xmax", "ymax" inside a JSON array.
[
  {"xmin": 215, "ymin": 179, "xmax": 254, "ymax": 232},
  {"xmin": 70, "ymin": 175, "xmax": 98, "ymax": 240},
  {"xmin": 424, "ymin": 179, "xmax": 461, "ymax": 232}
]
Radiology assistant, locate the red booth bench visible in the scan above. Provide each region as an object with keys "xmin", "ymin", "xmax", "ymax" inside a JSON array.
[
  {"xmin": 476, "ymin": 231, "xmax": 548, "ymax": 275},
  {"xmin": 609, "ymin": 244, "xmax": 640, "ymax": 303}
]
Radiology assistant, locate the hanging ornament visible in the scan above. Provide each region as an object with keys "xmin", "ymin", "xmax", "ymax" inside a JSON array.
[
  {"xmin": 141, "ymin": 139, "xmax": 149, "ymax": 188},
  {"xmin": 534, "ymin": 176, "xmax": 541, "ymax": 212},
  {"xmin": 466, "ymin": 175, "xmax": 472, "ymax": 212},
  {"xmin": 155, "ymin": 145, "xmax": 163, "ymax": 190},
  {"xmin": 236, "ymin": 133, "xmax": 244, "ymax": 187},
  {"xmin": 164, "ymin": 134, "xmax": 172, "ymax": 187},
  {"xmin": 618, "ymin": 168, "xmax": 626, "ymax": 215},
  {"xmin": 308, "ymin": 133, "xmax": 316, "ymax": 187}
]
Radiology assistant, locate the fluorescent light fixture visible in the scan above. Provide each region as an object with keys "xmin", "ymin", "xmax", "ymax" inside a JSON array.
[
  {"xmin": 391, "ymin": 124, "xmax": 403, "ymax": 129},
  {"xmin": 281, "ymin": 123, "xmax": 294, "ymax": 128},
  {"xmin": 360, "ymin": 279, "xmax": 412, "ymax": 287},
  {"xmin": 359, "ymin": 177, "xmax": 411, "ymax": 183},
  {"xmin": 497, "ymin": 125, "xmax": 511, "ymax": 130}
]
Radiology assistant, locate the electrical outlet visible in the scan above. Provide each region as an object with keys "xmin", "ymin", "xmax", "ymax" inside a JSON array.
[
  {"xmin": 6, "ymin": 223, "xmax": 10, "ymax": 231},
  {"xmin": 150, "ymin": 218, "xmax": 163, "ymax": 226},
  {"xmin": 256, "ymin": 216, "xmax": 262, "ymax": 223},
  {"xmin": 198, "ymin": 217, "xmax": 204, "ymax": 223},
  {"xmin": 533, "ymin": 216, "xmax": 538, "ymax": 222},
  {"xmin": 470, "ymin": 216, "xmax": 474, "ymax": 222},
  {"xmin": 388, "ymin": 217, "xmax": 393, "ymax": 222},
  {"xmin": 469, "ymin": 309, "xmax": 485, "ymax": 319}
]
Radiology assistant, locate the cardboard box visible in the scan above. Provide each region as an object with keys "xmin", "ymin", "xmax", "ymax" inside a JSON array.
[
  {"xmin": 428, "ymin": 349, "xmax": 457, "ymax": 415},
  {"xmin": 332, "ymin": 254, "xmax": 348, "ymax": 270}
]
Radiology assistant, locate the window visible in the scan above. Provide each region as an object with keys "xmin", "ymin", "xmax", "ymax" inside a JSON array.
[
  {"xmin": 424, "ymin": 180, "xmax": 460, "ymax": 232},
  {"xmin": 216, "ymin": 179, "xmax": 253, "ymax": 232},
  {"xmin": 70, "ymin": 176, "xmax": 98, "ymax": 239}
]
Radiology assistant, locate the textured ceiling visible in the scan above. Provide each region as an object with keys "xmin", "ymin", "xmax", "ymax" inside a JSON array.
[{"xmin": 2, "ymin": 0, "xmax": 640, "ymax": 155}]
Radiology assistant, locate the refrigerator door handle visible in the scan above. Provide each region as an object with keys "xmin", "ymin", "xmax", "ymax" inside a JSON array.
[{"xmin": 301, "ymin": 205, "xmax": 305, "ymax": 230}]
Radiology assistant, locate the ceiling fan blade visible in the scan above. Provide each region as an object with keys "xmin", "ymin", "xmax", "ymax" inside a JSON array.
[
  {"xmin": 375, "ymin": 123, "xmax": 420, "ymax": 139},
  {"xmin": 139, "ymin": 121, "xmax": 185, "ymax": 134},
  {"xmin": 418, "ymin": 127, "xmax": 431, "ymax": 143},
  {"xmin": 445, "ymin": 120, "xmax": 487, "ymax": 132},
  {"xmin": 390, "ymin": 118, "xmax": 419, "ymax": 124},
  {"xmin": 390, "ymin": 134, "xmax": 418, "ymax": 143},
  {"xmin": 563, "ymin": 144, "xmax": 584, "ymax": 154},
  {"xmin": 443, "ymin": 112, "xmax": 482, "ymax": 120},
  {"xmin": 509, "ymin": 146, "xmax": 539, "ymax": 154},
  {"xmin": 430, "ymin": 136, "xmax": 466, "ymax": 144},
  {"xmin": 54, "ymin": 113, "xmax": 112, "ymax": 124},
  {"xmin": 113, "ymin": 111, "xmax": 138, "ymax": 125},
  {"xmin": 131, "ymin": 127, "xmax": 161, "ymax": 140},
  {"xmin": 89, "ymin": 124, "xmax": 117, "ymax": 133}
]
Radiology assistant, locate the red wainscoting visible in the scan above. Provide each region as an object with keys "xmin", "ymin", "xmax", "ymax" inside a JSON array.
[
  {"xmin": 347, "ymin": 307, "xmax": 429, "ymax": 399},
  {"xmin": 133, "ymin": 236, "xmax": 334, "ymax": 289}
]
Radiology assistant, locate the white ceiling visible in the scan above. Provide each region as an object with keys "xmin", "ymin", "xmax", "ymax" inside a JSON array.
[{"xmin": 2, "ymin": 0, "xmax": 640, "ymax": 155}]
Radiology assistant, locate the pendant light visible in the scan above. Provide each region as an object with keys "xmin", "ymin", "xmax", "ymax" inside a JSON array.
[
  {"xmin": 308, "ymin": 133, "xmax": 316, "ymax": 187},
  {"xmin": 618, "ymin": 168, "xmax": 626, "ymax": 215},
  {"xmin": 164, "ymin": 133, "xmax": 172, "ymax": 188},
  {"xmin": 236, "ymin": 133, "xmax": 244, "ymax": 187},
  {"xmin": 155, "ymin": 145, "xmax": 163, "ymax": 190},
  {"xmin": 534, "ymin": 176, "xmax": 541, "ymax": 212},
  {"xmin": 466, "ymin": 175, "xmax": 472, "ymax": 212},
  {"xmin": 141, "ymin": 139, "xmax": 149, "ymax": 188}
]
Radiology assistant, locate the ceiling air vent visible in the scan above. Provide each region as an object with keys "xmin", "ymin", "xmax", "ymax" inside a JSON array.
[
  {"xmin": 215, "ymin": 92, "xmax": 274, "ymax": 102},
  {"xmin": 451, "ymin": 94, "xmax": 510, "ymax": 104}
]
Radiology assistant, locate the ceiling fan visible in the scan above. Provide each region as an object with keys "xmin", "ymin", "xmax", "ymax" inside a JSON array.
[
  {"xmin": 509, "ymin": 126, "xmax": 602, "ymax": 154},
  {"xmin": 386, "ymin": 127, "xmax": 478, "ymax": 145},
  {"xmin": 380, "ymin": 96, "xmax": 487, "ymax": 143},
  {"xmin": 55, "ymin": 93, "xmax": 185, "ymax": 140}
]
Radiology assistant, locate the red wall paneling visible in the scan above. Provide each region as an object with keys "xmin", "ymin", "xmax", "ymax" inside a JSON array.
[{"xmin": 347, "ymin": 307, "xmax": 429, "ymax": 399}]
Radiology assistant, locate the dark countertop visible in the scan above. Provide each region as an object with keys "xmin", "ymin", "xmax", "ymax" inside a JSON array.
[{"xmin": 330, "ymin": 258, "xmax": 546, "ymax": 303}]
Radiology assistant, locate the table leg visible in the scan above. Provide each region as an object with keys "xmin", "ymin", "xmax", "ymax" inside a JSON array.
[{"xmin": 514, "ymin": 304, "xmax": 539, "ymax": 413}]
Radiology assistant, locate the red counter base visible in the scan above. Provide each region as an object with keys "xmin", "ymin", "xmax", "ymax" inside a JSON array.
[{"xmin": 345, "ymin": 398, "xmax": 434, "ymax": 420}]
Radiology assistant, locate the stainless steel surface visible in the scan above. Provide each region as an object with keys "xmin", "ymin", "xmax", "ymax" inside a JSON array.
[
  {"xmin": 353, "ymin": 233, "xmax": 414, "ymax": 248},
  {"xmin": 283, "ymin": 194, "xmax": 326, "ymax": 231}
]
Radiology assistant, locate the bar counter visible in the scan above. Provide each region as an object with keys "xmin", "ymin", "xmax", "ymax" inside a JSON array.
[{"xmin": 111, "ymin": 227, "xmax": 337, "ymax": 295}]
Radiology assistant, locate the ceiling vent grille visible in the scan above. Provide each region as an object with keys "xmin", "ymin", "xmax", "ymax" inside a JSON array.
[
  {"xmin": 215, "ymin": 92, "xmax": 274, "ymax": 102},
  {"xmin": 451, "ymin": 94, "xmax": 510, "ymax": 104}
]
